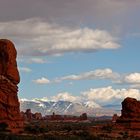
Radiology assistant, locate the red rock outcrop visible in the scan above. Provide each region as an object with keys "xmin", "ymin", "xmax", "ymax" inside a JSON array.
[
  {"xmin": 0, "ymin": 39, "xmax": 23, "ymax": 133},
  {"xmin": 121, "ymin": 97, "xmax": 140, "ymax": 119},
  {"xmin": 116, "ymin": 97, "xmax": 140, "ymax": 130}
]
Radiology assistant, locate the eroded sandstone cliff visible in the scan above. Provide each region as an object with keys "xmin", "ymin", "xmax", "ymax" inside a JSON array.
[
  {"xmin": 0, "ymin": 39, "xmax": 23, "ymax": 133},
  {"xmin": 116, "ymin": 97, "xmax": 140, "ymax": 130}
]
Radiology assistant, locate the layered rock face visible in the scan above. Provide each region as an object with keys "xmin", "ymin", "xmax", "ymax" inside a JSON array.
[
  {"xmin": 0, "ymin": 39, "xmax": 23, "ymax": 132},
  {"xmin": 121, "ymin": 97, "xmax": 140, "ymax": 119},
  {"xmin": 116, "ymin": 97, "xmax": 140, "ymax": 130}
]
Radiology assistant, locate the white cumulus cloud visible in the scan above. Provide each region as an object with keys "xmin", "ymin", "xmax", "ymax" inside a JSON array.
[
  {"xmin": 21, "ymin": 86, "xmax": 140, "ymax": 108},
  {"xmin": 82, "ymin": 86, "xmax": 140, "ymax": 105},
  {"xmin": 116, "ymin": 72, "xmax": 140, "ymax": 88},
  {"xmin": 0, "ymin": 18, "xmax": 120, "ymax": 56},
  {"xmin": 53, "ymin": 68, "xmax": 120, "ymax": 83},
  {"xmin": 33, "ymin": 68, "xmax": 120, "ymax": 84},
  {"xmin": 124, "ymin": 73, "xmax": 140, "ymax": 84},
  {"xmin": 19, "ymin": 67, "xmax": 32, "ymax": 73},
  {"xmin": 51, "ymin": 92, "xmax": 79, "ymax": 102},
  {"xmin": 33, "ymin": 77, "xmax": 50, "ymax": 84},
  {"xmin": 18, "ymin": 57, "xmax": 47, "ymax": 64},
  {"xmin": 29, "ymin": 57, "xmax": 46, "ymax": 64}
]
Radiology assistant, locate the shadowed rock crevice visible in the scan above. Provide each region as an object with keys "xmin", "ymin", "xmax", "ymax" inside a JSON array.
[{"xmin": 0, "ymin": 42, "xmax": 9, "ymax": 75}]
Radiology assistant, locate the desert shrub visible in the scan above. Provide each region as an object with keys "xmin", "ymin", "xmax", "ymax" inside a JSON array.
[
  {"xmin": 0, "ymin": 122, "xmax": 8, "ymax": 131},
  {"xmin": 122, "ymin": 131, "xmax": 128, "ymax": 139},
  {"xmin": 24, "ymin": 125, "xmax": 39, "ymax": 133},
  {"xmin": 24, "ymin": 123, "xmax": 49, "ymax": 134},
  {"xmin": 102, "ymin": 124, "xmax": 112, "ymax": 133}
]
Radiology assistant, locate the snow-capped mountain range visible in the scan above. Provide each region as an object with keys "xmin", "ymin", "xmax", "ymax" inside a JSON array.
[{"xmin": 20, "ymin": 98, "xmax": 121, "ymax": 116}]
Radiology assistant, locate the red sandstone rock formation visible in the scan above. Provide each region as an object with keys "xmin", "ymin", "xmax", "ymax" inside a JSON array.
[
  {"xmin": 116, "ymin": 97, "xmax": 140, "ymax": 130},
  {"xmin": 121, "ymin": 97, "xmax": 140, "ymax": 119},
  {"xmin": 0, "ymin": 39, "xmax": 23, "ymax": 133}
]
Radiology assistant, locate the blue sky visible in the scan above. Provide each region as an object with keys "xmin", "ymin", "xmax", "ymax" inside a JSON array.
[{"xmin": 0, "ymin": 0, "xmax": 140, "ymax": 106}]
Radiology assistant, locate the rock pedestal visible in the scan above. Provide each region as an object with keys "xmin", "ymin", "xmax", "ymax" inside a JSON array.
[{"xmin": 0, "ymin": 39, "xmax": 23, "ymax": 133}]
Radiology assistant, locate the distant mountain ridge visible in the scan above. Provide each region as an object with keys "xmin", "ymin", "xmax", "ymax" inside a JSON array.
[{"xmin": 20, "ymin": 99, "xmax": 120, "ymax": 116}]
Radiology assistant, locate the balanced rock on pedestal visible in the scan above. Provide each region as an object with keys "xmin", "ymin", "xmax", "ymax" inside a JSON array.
[{"xmin": 0, "ymin": 39, "xmax": 23, "ymax": 133}]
